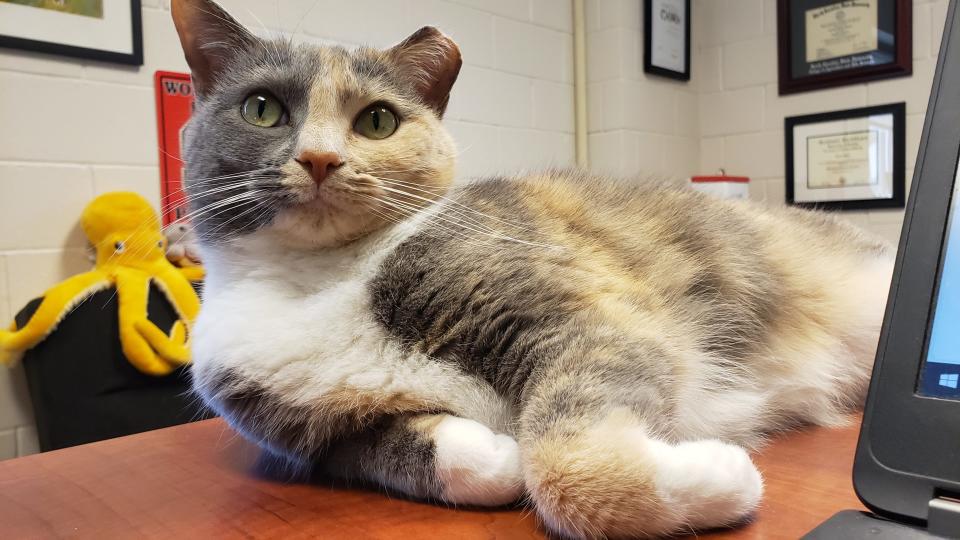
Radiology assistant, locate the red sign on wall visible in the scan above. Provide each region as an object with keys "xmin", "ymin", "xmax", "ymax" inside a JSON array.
[{"xmin": 154, "ymin": 71, "xmax": 195, "ymax": 226}]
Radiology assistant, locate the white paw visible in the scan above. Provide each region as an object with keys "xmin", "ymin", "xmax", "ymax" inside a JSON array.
[
  {"xmin": 649, "ymin": 439, "xmax": 763, "ymax": 529},
  {"xmin": 432, "ymin": 416, "xmax": 524, "ymax": 506}
]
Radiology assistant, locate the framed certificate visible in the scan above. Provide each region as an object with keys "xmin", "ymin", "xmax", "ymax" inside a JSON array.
[
  {"xmin": 785, "ymin": 103, "xmax": 905, "ymax": 210},
  {"xmin": 0, "ymin": 0, "xmax": 143, "ymax": 66},
  {"xmin": 644, "ymin": 0, "xmax": 690, "ymax": 81},
  {"xmin": 777, "ymin": 0, "xmax": 911, "ymax": 95}
]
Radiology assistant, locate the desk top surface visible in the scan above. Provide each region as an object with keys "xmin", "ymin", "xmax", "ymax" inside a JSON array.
[{"xmin": 0, "ymin": 417, "xmax": 865, "ymax": 539}]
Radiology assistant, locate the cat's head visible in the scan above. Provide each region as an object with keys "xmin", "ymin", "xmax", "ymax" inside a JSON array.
[{"xmin": 172, "ymin": 0, "xmax": 461, "ymax": 248}]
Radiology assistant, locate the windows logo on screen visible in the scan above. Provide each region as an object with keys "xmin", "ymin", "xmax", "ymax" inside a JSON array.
[{"xmin": 939, "ymin": 373, "xmax": 959, "ymax": 389}]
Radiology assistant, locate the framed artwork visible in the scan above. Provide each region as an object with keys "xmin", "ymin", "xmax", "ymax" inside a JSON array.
[
  {"xmin": 644, "ymin": 0, "xmax": 690, "ymax": 81},
  {"xmin": 777, "ymin": 0, "xmax": 911, "ymax": 95},
  {"xmin": 785, "ymin": 103, "xmax": 906, "ymax": 210},
  {"xmin": 0, "ymin": 0, "xmax": 143, "ymax": 65}
]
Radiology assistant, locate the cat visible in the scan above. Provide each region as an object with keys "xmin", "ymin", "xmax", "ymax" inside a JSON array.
[{"xmin": 171, "ymin": 0, "xmax": 894, "ymax": 537}]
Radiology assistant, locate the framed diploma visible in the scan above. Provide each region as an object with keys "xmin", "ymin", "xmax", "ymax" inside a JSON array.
[
  {"xmin": 644, "ymin": 0, "xmax": 690, "ymax": 81},
  {"xmin": 785, "ymin": 103, "xmax": 905, "ymax": 210},
  {"xmin": 777, "ymin": 0, "xmax": 911, "ymax": 95},
  {"xmin": 0, "ymin": 0, "xmax": 143, "ymax": 66}
]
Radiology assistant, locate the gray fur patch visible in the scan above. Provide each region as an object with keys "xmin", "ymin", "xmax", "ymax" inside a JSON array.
[
  {"xmin": 369, "ymin": 179, "xmax": 579, "ymax": 399},
  {"xmin": 182, "ymin": 39, "xmax": 320, "ymax": 240},
  {"xmin": 320, "ymin": 416, "xmax": 443, "ymax": 501}
]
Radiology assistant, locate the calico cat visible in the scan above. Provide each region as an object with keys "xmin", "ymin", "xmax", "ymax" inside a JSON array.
[{"xmin": 171, "ymin": 1, "xmax": 893, "ymax": 537}]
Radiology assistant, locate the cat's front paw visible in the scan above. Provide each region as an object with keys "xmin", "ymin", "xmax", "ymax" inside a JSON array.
[{"xmin": 432, "ymin": 416, "xmax": 524, "ymax": 506}]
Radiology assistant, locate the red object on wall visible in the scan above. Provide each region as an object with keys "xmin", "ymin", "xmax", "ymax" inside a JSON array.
[
  {"xmin": 690, "ymin": 175, "xmax": 750, "ymax": 183},
  {"xmin": 154, "ymin": 71, "xmax": 195, "ymax": 226}
]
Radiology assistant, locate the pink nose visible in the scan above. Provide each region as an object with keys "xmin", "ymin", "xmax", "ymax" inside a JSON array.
[{"xmin": 296, "ymin": 150, "xmax": 343, "ymax": 185}]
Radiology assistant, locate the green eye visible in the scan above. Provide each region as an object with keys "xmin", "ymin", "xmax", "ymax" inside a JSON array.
[
  {"xmin": 354, "ymin": 105, "xmax": 398, "ymax": 139},
  {"xmin": 241, "ymin": 93, "xmax": 286, "ymax": 127}
]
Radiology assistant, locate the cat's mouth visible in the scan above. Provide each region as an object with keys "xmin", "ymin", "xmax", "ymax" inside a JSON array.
[
  {"xmin": 279, "ymin": 169, "xmax": 427, "ymax": 223},
  {"xmin": 278, "ymin": 164, "xmax": 373, "ymax": 208},
  {"xmin": 255, "ymin": 171, "xmax": 401, "ymax": 248}
]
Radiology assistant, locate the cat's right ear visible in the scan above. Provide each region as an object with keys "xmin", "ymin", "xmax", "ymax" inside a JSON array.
[{"xmin": 171, "ymin": 0, "xmax": 257, "ymax": 96}]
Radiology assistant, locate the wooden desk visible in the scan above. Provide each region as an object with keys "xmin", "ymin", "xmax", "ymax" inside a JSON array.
[{"xmin": 0, "ymin": 418, "xmax": 865, "ymax": 539}]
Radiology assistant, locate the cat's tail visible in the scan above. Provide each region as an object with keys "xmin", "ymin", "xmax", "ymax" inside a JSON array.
[{"xmin": 520, "ymin": 395, "xmax": 763, "ymax": 539}]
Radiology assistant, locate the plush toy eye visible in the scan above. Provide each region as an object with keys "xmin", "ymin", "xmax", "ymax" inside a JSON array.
[
  {"xmin": 114, "ymin": 241, "xmax": 125, "ymax": 253},
  {"xmin": 157, "ymin": 240, "xmax": 164, "ymax": 248},
  {"xmin": 241, "ymin": 93, "xmax": 287, "ymax": 127},
  {"xmin": 354, "ymin": 104, "xmax": 399, "ymax": 140}
]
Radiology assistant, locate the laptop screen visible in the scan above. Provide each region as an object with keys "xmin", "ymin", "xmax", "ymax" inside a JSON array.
[{"xmin": 921, "ymin": 158, "xmax": 960, "ymax": 399}]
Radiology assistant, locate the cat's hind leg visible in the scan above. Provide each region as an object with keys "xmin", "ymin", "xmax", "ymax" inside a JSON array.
[
  {"xmin": 318, "ymin": 413, "xmax": 524, "ymax": 506},
  {"xmin": 520, "ymin": 367, "xmax": 763, "ymax": 539}
]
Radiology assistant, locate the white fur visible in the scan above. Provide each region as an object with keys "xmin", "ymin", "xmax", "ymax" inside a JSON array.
[
  {"xmin": 193, "ymin": 213, "xmax": 514, "ymax": 445},
  {"xmin": 762, "ymin": 253, "xmax": 895, "ymax": 427},
  {"xmin": 432, "ymin": 416, "xmax": 525, "ymax": 506},
  {"xmin": 647, "ymin": 437, "xmax": 763, "ymax": 530},
  {"xmin": 671, "ymin": 252, "xmax": 895, "ymax": 446}
]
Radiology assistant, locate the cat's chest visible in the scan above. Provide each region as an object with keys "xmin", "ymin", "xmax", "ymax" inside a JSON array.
[
  {"xmin": 194, "ymin": 232, "xmax": 393, "ymax": 366},
  {"xmin": 194, "ymin": 269, "xmax": 387, "ymax": 381},
  {"xmin": 193, "ymin": 251, "xmax": 514, "ymax": 430}
]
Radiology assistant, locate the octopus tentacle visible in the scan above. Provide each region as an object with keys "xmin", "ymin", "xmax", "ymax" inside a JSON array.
[
  {"xmin": 153, "ymin": 265, "xmax": 201, "ymax": 323},
  {"xmin": 115, "ymin": 268, "xmax": 180, "ymax": 376},
  {"xmin": 0, "ymin": 271, "xmax": 112, "ymax": 365},
  {"xmin": 177, "ymin": 265, "xmax": 205, "ymax": 283},
  {"xmin": 135, "ymin": 319, "xmax": 190, "ymax": 366}
]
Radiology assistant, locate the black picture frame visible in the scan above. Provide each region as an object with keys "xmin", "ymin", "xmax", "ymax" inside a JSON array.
[
  {"xmin": 777, "ymin": 0, "xmax": 911, "ymax": 95},
  {"xmin": 643, "ymin": 0, "xmax": 691, "ymax": 81},
  {"xmin": 0, "ymin": 1, "xmax": 143, "ymax": 66},
  {"xmin": 785, "ymin": 102, "xmax": 906, "ymax": 210}
]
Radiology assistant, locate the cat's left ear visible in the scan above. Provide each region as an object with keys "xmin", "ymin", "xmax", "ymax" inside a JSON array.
[
  {"xmin": 171, "ymin": 0, "xmax": 259, "ymax": 96},
  {"xmin": 386, "ymin": 27, "xmax": 462, "ymax": 117}
]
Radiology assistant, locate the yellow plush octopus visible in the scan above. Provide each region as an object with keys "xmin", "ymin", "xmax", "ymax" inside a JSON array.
[{"xmin": 0, "ymin": 192, "xmax": 202, "ymax": 376}]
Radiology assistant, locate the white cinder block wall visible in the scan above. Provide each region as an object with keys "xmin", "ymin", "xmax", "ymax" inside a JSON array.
[
  {"xmin": 0, "ymin": 0, "xmax": 575, "ymax": 459},
  {"xmin": 586, "ymin": 0, "xmax": 700, "ymax": 179},
  {"xmin": 694, "ymin": 0, "xmax": 950, "ymax": 244}
]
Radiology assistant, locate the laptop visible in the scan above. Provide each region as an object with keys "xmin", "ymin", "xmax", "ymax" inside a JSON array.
[{"xmin": 805, "ymin": 1, "xmax": 960, "ymax": 538}]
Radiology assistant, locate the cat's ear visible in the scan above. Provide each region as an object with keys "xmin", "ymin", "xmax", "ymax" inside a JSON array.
[
  {"xmin": 386, "ymin": 27, "xmax": 462, "ymax": 117},
  {"xmin": 171, "ymin": 0, "xmax": 258, "ymax": 96}
]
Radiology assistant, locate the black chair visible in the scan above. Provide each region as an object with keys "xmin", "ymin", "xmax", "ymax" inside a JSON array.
[{"xmin": 14, "ymin": 286, "xmax": 212, "ymax": 452}]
